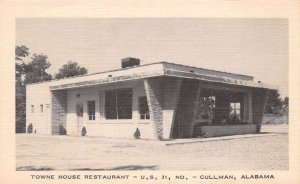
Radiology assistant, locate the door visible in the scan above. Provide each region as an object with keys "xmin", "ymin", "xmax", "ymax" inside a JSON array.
[{"xmin": 76, "ymin": 103, "xmax": 84, "ymax": 136}]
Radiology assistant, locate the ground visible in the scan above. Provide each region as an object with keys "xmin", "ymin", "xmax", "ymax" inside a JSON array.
[{"xmin": 16, "ymin": 124, "xmax": 288, "ymax": 171}]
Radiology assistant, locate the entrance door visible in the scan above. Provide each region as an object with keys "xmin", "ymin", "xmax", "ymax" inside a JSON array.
[{"xmin": 76, "ymin": 103, "xmax": 84, "ymax": 136}]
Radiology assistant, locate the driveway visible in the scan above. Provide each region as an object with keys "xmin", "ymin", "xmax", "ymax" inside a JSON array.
[{"xmin": 16, "ymin": 124, "xmax": 288, "ymax": 170}]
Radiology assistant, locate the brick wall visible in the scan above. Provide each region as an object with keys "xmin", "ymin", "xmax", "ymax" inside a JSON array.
[
  {"xmin": 144, "ymin": 78, "xmax": 163, "ymax": 139},
  {"xmin": 144, "ymin": 77, "xmax": 182, "ymax": 140},
  {"xmin": 51, "ymin": 90, "xmax": 67, "ymax": 135}
]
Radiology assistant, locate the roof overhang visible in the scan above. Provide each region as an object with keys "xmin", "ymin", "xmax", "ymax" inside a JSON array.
[
  {"xmin": 46, "ymin": 62, "xmax": 277, "ymax": 91},
  {"xmin": 164, "ymin": 68, "xmax": 277, "ymax": 90},
  {"xmin": 49, "ymin": 63, "xmax": 165, "ymax": 91}
]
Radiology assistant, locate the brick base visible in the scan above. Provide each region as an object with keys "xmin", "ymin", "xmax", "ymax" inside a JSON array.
[{"xmin": 51, "ymin": 91, "xmax": 67, "ymax": 135}]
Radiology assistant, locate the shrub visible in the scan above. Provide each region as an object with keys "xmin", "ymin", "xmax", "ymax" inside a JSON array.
[
  {"xmin": 27, "ymin": 123, "xmax": 33, "ymax": 133},
  {"xmin": 134, "ymin": 128, "xmax": 140, "ymax": 139},
  {"xmin": 81, "ymin": 127, "xmax": 87, "ymax": 136},
  {"xmin": 59, "ymin": 125, "xmax": 67, "ymax": 135}
]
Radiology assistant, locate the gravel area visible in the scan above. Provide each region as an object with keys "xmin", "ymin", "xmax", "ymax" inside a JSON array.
[{"xmin": 16, "ymin": 124, "xmax": 288, "ymax": 171}]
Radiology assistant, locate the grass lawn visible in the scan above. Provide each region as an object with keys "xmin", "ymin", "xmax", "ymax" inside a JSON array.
[{"xmin": 16, "ymin": 124, "xmax": 288, "ymax": 171}]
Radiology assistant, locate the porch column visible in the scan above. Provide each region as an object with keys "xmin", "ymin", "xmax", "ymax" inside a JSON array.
[
  {"xmin": 162, "ymin": 77, "xmax": 182, "ymax": 139},
  {"xmin": 51, "ymin": 90, "xmax": 67, "ymax": 135},
  {"xmin": 252, "ymin": 88, "xmax": 269, "ymax": 132},
  {"xmin": 144, "ymin": 77, "xmax": 182, "ymax": 140},
  {"xmin": 173, "ymin": 79, "xmax": 201, "ymax": 138},
  {"xmin": 144, "ymin": 78, "xmax": 163, "ymax": 140}
]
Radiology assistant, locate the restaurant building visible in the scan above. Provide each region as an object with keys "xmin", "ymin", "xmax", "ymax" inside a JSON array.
[{"xmin": 26, "ymin": 58, "xmax": 275, "ymax": 140}]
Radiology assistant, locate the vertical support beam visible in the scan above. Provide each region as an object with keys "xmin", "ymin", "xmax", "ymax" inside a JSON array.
[
  {"xmin": 190, "ymin": 84, "xmax": 202, "ymax": 136},
  {"xmin": 243, "ymin": 93, "xmax": 249, "ymax": 122},
  {"xmin": 162, "ymin": 77, "xmax": 182, "ymax": 139},
  {"xmin": 173, "ymin": 79, "xmax": 201, "ymax": 138},
  {"xmin": 248, "ymin": 91, "xmax": 253, "ymax": 123},
  {"xmin": 144, "ymin": 78, "xmax": 163, "ymax": 140},
  {"xmin": 252, "ymin": 88, "xmax": 268, "ymax": 132},
  {"xmin": 99, "ymin": 90, "xmax": 105, "ymax": 120},
  {"xmin": 51, "ymin": 90, "xmax": 67, "ymax": 135}
]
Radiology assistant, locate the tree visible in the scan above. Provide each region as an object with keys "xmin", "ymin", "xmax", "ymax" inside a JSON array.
[
  {"xmin": 55, "ymin": 61, "xmax": 88, "ymax": 79},
  {"xmin": 15, "ymin": 46, "xmax": 53, "ymax": 133},
  {"xmin": 23, "ymin": 54, "xmax": 52, "ymax": 84},
  {"xmin": 15, "ymin": 45, "xmax": 29, "ymax": 61},
  {"xmin": 283, "ymin": 97, "xmax": 289, "ymax": 107},
  {"xmin": 15, "ymin": 45, "xmax": 29, "ymax": 133},
  {"xmin": 265, "ymin": 89, "xmax": 283, "ymax": 114},
  {"xmin": 15, "ymin": 45, "xmax": 29, "ymax": 77}
]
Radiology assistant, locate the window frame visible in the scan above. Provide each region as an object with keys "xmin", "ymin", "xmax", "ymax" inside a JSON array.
[
  {"xmin": 40, "ymin": 104, "xmax": 43, "ymax": 113},
  {"xmin": 87, "ymin": 100, "xmax": 96, "ymax": 121},
  {"xmin": 138, "ymin": 96, "xmax": 150, "ymax": 120},
  {"xmin": 105, "ymin": 88, "xmax": 133, "ymax": 120}
]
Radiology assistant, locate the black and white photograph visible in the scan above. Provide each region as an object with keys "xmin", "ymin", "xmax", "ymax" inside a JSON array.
[
  {"xmin": 0, "ymin": 0, "xmax": 299, "ymax": 184},
  {"xmin": 15, "ymin": 18, "xmax": 288, "ymax": 171}
]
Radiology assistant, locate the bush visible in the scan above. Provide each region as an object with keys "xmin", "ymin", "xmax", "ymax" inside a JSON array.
[
  {"xmin": 27, "ymin": 123, "xmax": 33, "ymax": 133},
  {"xmin": 59, "ymin": 125, "xmax": 67, "ymax": 135},
  {"xmin": 134, "ymin": 128, "xmax": 140, "ymax": 139},
  {"xmin": 81, "ymin": 127, "xmax": 87, "ymax": 136}
]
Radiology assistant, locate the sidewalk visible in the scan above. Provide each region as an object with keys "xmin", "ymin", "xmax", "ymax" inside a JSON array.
[{"xmin": 164, "ymin": 132, "xmax": 281, "ymax": 146}]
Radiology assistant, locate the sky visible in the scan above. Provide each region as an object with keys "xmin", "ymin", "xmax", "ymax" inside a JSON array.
[{"xmin": 16, "ymin": 18, "xmax": 288, "ymax": 97}]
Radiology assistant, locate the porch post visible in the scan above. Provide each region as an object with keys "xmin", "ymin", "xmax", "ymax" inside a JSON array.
[
  {"xmin": 51, "ymin": 90, "xmax": 68, "ymax": 135},
  {"xmin": 144, "ymin": 77, "xmax": 182, "ymax": 140},
  {"xmin": 144, "ymin": 78, "xmax": 163, "ymax": 140},
  {"xmin": 173, "ymin": 79, "xmax": 201, "ymax": 138},
  {"xmin": 162, "ymin": 77, "xmax": 182, "ymax": 139},
  {"xmin": 252, "ymin": 88, "xmax": 269, "ymax": 132}
]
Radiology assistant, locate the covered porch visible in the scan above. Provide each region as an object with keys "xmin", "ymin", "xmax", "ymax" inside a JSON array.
[
  {"xmin": 144, "ymin": 77, "xmax": 268, "ymax": 139},
  {"xmin": 171, "ymin": 79, "xmax": 268, "ymax": 138}
]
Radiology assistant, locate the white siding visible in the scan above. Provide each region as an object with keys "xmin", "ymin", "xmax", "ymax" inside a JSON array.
[
  {"xmin": 66, "ymin": 80, "xmax": 155, "ymax": 139},
  {"xmin": 26, "ymin": 83, "xmax": 52, "ymax": 135},
  {"xmin": 26, "ymin": 78, "xmax": 155, "ymax": 139}
]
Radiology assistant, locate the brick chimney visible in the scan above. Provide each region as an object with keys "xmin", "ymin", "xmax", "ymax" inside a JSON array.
[{"xmin": 121, "ymin": 57, "xmax": 140, "ymax": 68}]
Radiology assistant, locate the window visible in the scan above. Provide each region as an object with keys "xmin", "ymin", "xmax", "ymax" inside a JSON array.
[
  {"xmin": 105, "ymin": 89, "xmax": 133, "ymax": 119},
  {"xmin": 194, "ymin": 89, "xmax": 246, "ymax": 125},
  {"xmin": 87, "ymin": 101, "xmax": 95, "ymax": 120},
  {"xmin": 31, "ymin": 105, "xmax": 34, "ymax": 113},
  {"xmin": 197, "ymin": 95, "xmax": 216, "ymax": 123},
  {"xmin": 139, "ymin": 96, "xmax": 150, "ymax": 119},
  {"xmin": 230, "ymin": 102, "xmax": 241, "ymax": 119},
  {"xmin": 40, "ymin": 104, "xmax": 43, "ymax": 113}
]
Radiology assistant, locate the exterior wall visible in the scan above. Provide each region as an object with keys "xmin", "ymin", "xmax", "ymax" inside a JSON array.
[
  {"xmin": 196, "ymin": 125, "xmax": 257, "ymax": 138},
  {"xmin": 172, "ymin": 79, "xmax": 201, "ymax": 138},
  {"xmin": 26, "ymin": 71, "xmax": 270, "ymax": 140},
  {"xmin": 144, "ymin": 78, "xmax": 163, "ymax": 139},
  {"xmin": 161, "ymin": 78, "xmax": 182, "ymax": 139},
  {"xmin": 252, "ymin": 88, "xmax": 269, "ymax": 132},
  {"xmin": 144, "ymin": 77, "xmax": 182, "ymax": 140},
  {"xmin": 26, "ymin": 83, "xmax": 52, "ymax": 134},
  {"xmin": 52, "ymin": 91, "xmax": 67, "ymax": 135},
  {"xmin": 65, "ymin": 79, "xmax": 155, "ymax": 139}
]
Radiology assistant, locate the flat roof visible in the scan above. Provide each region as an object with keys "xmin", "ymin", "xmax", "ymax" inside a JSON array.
[{"xmin": 26, "ymin": 62, "xmax": 277, "ymax": 90}]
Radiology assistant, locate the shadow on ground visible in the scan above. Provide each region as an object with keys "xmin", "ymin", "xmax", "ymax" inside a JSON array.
[
  {"xmin": 70, "ymin": 165, "xmax": 157, "ymax": 171},
  {"xmin": 17, "ymin": 166, "xmax": 54, "ymax": 171}
]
